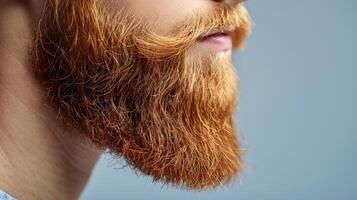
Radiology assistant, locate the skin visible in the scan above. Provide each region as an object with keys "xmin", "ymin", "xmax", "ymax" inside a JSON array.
[
  {"xmin": 0, "ymin": 0, "xmax": 247, "ymax": 199},
  {"xmin": 108, "ymin": 0, "xmax": 245, "ymax": 31},
  {"xmin": 0, "ymin": 3, "xmax": 101, "ymax": 200}
]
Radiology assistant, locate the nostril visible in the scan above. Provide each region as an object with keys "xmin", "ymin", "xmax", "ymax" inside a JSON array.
[{"xmin": 211, "ymin": 0, "xmax": 247, "ymax": 5}]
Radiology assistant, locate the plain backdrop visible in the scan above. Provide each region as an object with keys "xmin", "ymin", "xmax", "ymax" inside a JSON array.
[{"xmin": 80, "ymin": 1, "xmax": 357, "ymax": 199}]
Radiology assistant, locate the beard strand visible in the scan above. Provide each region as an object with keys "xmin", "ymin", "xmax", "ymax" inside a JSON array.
[{"xmin": 31, "ymin": 0, "xmax": 251, "ymax": 190}]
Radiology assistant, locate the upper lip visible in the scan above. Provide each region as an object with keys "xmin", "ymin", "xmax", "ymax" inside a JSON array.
[{"xmin": 198, "ymin": 26, "xmax": 235, "ymax": 40}]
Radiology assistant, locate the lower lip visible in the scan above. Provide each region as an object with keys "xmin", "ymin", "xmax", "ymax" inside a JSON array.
[{"xmin": 197, "ymin": 34, "xmax": 233, "ymax": 52}]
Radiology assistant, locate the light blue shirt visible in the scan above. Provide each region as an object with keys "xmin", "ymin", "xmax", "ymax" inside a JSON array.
[{"xmin": 0, "ymin": 189, "xmax": 16, "ymax": 200}]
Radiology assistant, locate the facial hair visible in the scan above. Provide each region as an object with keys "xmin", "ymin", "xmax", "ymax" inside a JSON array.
[{"xmin": 31, "ymin": 0, "xmax": 252, "ymax": 190}]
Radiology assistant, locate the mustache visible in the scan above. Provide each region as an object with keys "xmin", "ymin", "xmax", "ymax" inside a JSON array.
[
  {"xmin": 135, "ymin": 4, "xmax": 252, "ymax": 59},
  {"xmin": 135, "ymin": 4, "xmax": 251, "ymax": 60},
  {"xmin": 97, "ymin": 3, "xmax": 252, "ymax": 60}
]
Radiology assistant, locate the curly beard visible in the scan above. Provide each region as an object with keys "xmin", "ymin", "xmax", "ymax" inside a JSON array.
[{"xmin": 31, "ymin": 0, "xmax": 251, "ymax": 190}]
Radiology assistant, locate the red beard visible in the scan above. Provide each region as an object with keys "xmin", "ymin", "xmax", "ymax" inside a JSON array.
[{"xmin": 31, "ymin": 0, "xmax": 251, "ymax": 190}]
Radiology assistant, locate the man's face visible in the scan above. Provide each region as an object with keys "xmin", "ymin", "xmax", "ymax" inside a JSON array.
[{"xmin": 32, "ymin": 0, "xmax": 251, "ymax": 190}]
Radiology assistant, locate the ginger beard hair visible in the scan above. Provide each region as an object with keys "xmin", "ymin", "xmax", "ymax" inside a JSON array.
[{"xmin": 31, "ymin": 0, "xmax": 251, "ymax": 190}]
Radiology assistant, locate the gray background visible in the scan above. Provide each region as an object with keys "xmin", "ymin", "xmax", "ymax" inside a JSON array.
[{"xmin": 80, "ymin": 0, "xmax": 357, "ymax": 199}]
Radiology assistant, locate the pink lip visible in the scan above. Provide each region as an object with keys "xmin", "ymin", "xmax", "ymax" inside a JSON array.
[
  {"xmin": 197, "ymin": 26, "xmax": 235, "ymax": 51},
  {"xmin": 197, "ymin": 33, "xmax": 233, "ymax": 52}
]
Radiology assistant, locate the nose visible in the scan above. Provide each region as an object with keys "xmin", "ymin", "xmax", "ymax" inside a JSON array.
[{"xmin": 212, "ymin": 0, "xmax": 246, "ymax": 6}]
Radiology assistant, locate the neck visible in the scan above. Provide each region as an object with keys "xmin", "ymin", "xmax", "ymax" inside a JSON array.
[{"xmin": 0, "ymin": 2, "xmax": 101, "ymax": 200}]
